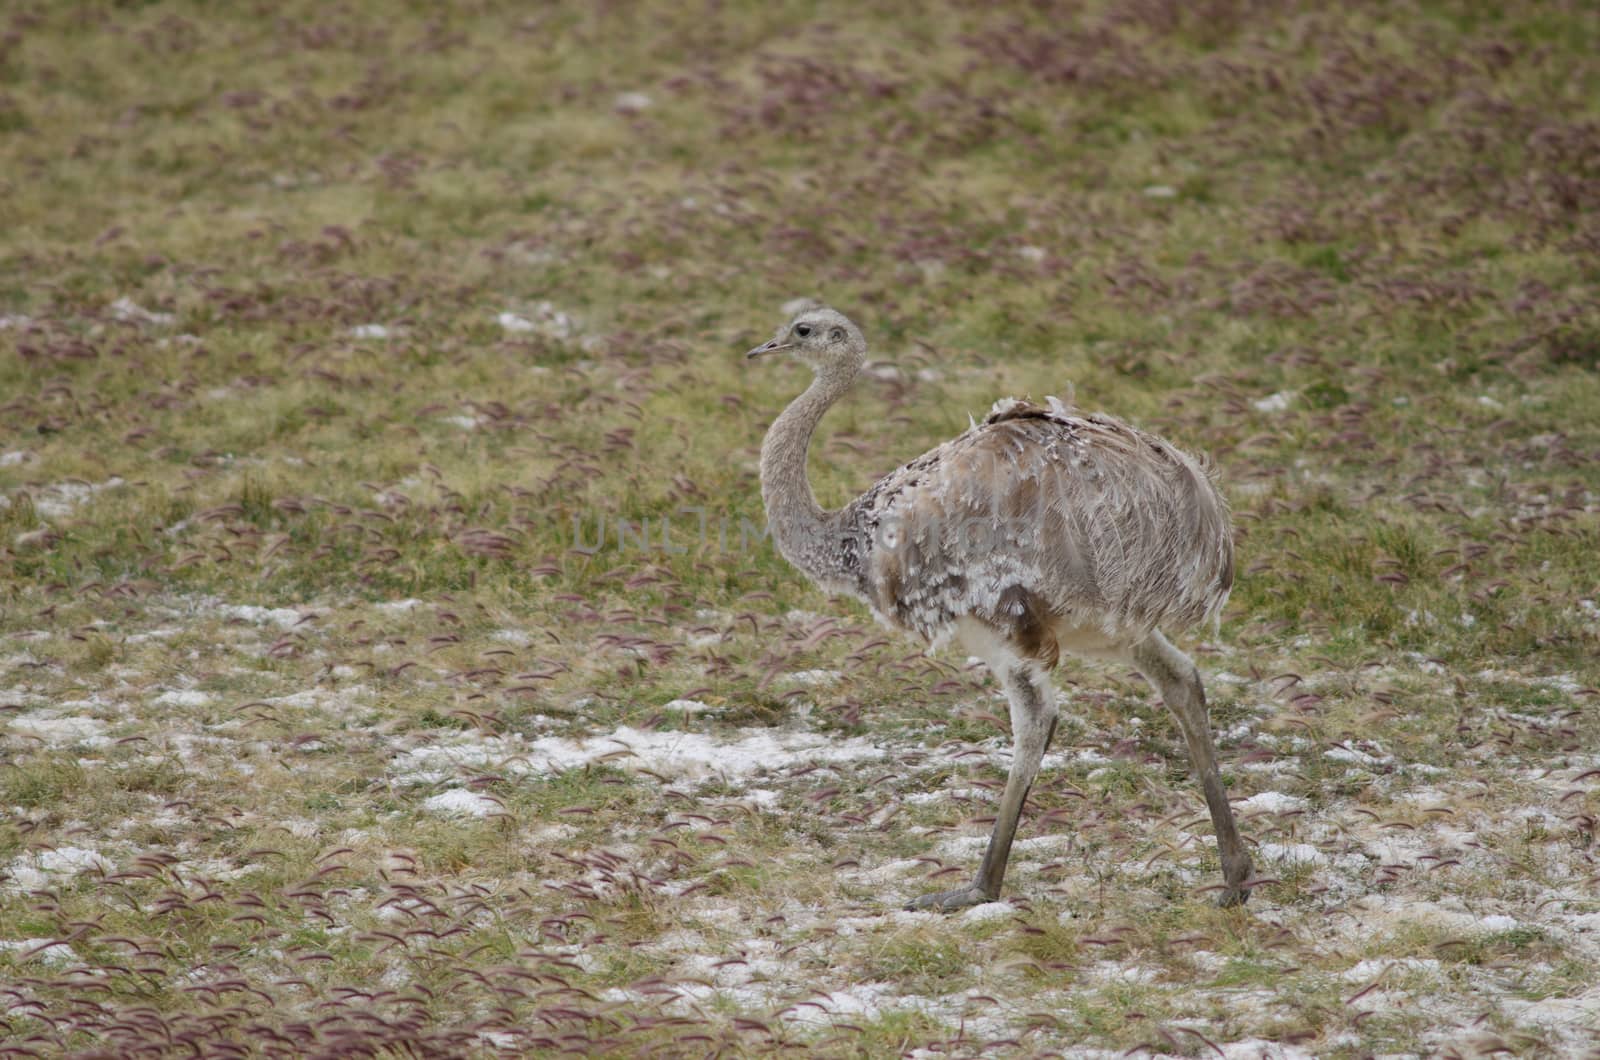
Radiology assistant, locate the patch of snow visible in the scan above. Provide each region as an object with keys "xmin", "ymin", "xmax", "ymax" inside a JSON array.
[
  {"xmin": 960, "ymin": 901, "xmax": 1014, "ymax": 924},
  {"xmin": 1540, "ymin": 673, "xmax": 1584, "ymax": 695},
  {"xmin": 0, "ymin": 939, "xmax": 75, "ymax": 965},
  {"xmin": 0, "ymin": 450, "xmax": 32, "ymax": 466},
  {"xmin": 782, "ymin": 983, "xmax": 902, "ymax": 1026},
  {"xmin": 740, "ymin": 788, "xmax": 782, "ymax": 810},
  {"xmin": 1258, "ymin": 842, "xmax": 1327, "ymax": 866},
  {"xmin": 390, "ymin": 724, "xmax": 885, "ymax": 788},
  {"xmin": 9, "ymin": 715, "xmax": 109, "ymax": 748},
  {"xmin": 1236, "ymin": 791, "xmax": 1308, "ymax": 814},
  {"xmin": 218, "ymin": 604, "xmax": 303, "ymax": 629},
  {"xmin": 38, "ymin": 847, "xmax": 110, "ymax": 874},
  {"xmin": 154, "ymin": 690, "xmax": 211, "ymax": 708},
  {"xmin": 1340, "ymin": 957, "xmax": 1442, "ymax": 982},
  {"xmin": 936, "ymin": 833, "xmax": 1070, "ymax": 859},
  {"xmin": 662, "ymin": 699, "xmax": 715, "ymax": 715},
  {"xmin": 1325, "ymin": 744, "xmax": 1389, "ymax": 767},
  {"xmin": 497, "ymin": 302, "xmax": 579, "ymax": 342},
  {"xmin": 613, "ymin": 91, "xmax": 653, "ymax": 113},
  {"xmin": 1086, "ymin": 960, "xmax": 1158, "ymax": 984},
  {"xmin": 1142, "ymin": 184, "xmax": 1178, "ymax": 198},
  {"xmin": 110, "ymin": 297, "xmax": 175, "ymax": 326},
  {"xmin": 781, "ymin": 669, "xmax": 840, "ymax": 688},
  {"xmin": 349, "ymin": 324, "xmax": 390, "ymax": 339},
  {"xmin": 422, "ymin": 790, "xmax": 502, "ymax": 818},
  {"xmin": 6, "ymin": 846, "xmax": 113, "ymax": 891},
  {"xmin": 1505, "ymin": 987, "xmax": 1600, "ymax": 1030},
  {"xmin": 1403, "ymin": 651, "xmax": 1448, "ymax": 675},
  {"xmin": 1351, "ymin": 896, "xmax": 1526, "ymax": 938},
  {"xmin": 124, "ymin": 627, "xmax": 180, "ymax": 644},
  {"xmin": 905, "ymin": 786, "xmax": 989, "ymax": 805},
  {"xmin": 25, "ymin": 478, "xmax": 126, "ymax": 519},
  {"xmin": 1251, "ymin": 391, "xmax": 1295, "ymax": 413},
  {"xmin": 490, "ymin": 628, "xmax": 532, "ymax": 647},
  {"xmin": 1217, "ymin": 1040, "xmax": 1317, "ymax": 1060},
  {"xmin": 376, "ymin": 599, "xmax": 422, "ymax": 613},
  {"xmin": 1017, "ymin": 245, "xmax": 1047, "ymax": 263},
  {"xmin": 0, "ymin": 314, "xmax": 34, "ymax": 330}
]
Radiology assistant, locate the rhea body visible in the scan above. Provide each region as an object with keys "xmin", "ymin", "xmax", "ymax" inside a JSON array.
[{"xmin": 749, "ymin": 306, "xmax": 1253, "ymax": 911}]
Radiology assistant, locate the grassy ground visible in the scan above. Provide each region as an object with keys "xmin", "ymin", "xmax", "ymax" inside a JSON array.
[{"xmin": 3, "ymin": 1, "xmax": 1599, "ymax": 1056}]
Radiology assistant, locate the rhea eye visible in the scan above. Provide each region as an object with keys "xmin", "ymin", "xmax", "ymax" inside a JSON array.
[{"xmin": 795, "ymin": 324, "xmax": 812, "ymax": 338}]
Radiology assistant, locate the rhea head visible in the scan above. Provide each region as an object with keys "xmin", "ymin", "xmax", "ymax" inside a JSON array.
[{"xmin": 746, "ymin": 305, "xmax": 867, "ymax": 377}]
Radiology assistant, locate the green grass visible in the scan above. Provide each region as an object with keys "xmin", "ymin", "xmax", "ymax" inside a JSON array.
[{"xmin": 2, "ymin": 0, "xmax": 1600, "ymax": 1056}]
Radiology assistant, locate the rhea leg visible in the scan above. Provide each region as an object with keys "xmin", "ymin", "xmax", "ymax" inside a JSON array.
[
  {"xmin": 908, "ymin": 664, "xmax": 1058, "ymax": 912},
  {"xmin": 1130, "ymin": 629, "xmax": 1252, "ymax": 906}
]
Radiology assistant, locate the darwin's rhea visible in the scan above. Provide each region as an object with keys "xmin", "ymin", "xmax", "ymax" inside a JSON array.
[{"xmin": 749, "ymin": 306, "xmax": 1252, "ymax": 911}]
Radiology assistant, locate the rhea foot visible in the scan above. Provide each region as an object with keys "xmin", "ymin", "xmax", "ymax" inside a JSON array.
[
  {"xmin": 1216, "ymin": 867, "xmax": 1254, "ymax": 907},
  {"xmin": 1218, "ymin": 886, "xmax": 1250, "ymax": 908},
  {"xmin": 905, "ymin": 884, "xmax": 998, "ymax": 913}
]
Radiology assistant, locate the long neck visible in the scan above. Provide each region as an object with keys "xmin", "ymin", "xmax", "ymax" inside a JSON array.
[{"xmin": 760, "ymin": 365, "xmax": 857, "ymax": 581}]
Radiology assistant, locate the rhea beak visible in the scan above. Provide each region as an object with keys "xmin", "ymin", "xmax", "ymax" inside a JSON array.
[{"xmin": 746, "ymin": 339, "xmax": 792, "ymax": 360}]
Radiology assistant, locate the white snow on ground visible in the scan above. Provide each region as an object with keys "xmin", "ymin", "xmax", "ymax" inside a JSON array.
[
  {"xmin": 497, "ymin": 303, "xmax": 577, "ymax": 340},
  {"xmin": 1218, "ymin": 1041, "xmax": 1317, "ymax": 1060},
  {"xmin": 217, "ymin": 604, "xmax": 304, "ymax": 629},
  {"xmin": 1252, "ymin": 391, "xmax": 1294, "ymax": 413},
  {"xmin": 154, "ymin": 690, "xmax": 212, "ymax": 707},
  {"xmin": 110, "ymin": 296, "xmax": 174, "ymax": 325},
  {"xmin": 496, "ymin": 312, "xmax": 537, "ymax": 333},
  {"xmin": 8, "ymin": 714, "xmax": 109, "ymax": 748},
  {"xmin": 781, "ymin": 669, "xmax": 841, "ymax": 687},
  {"xmin": 6, "ymin": 478, "xmax": 126, "ymax": 519},
  {"xmin": 390, "ymin": 724, "xmax": 886, "ymax": 786},
  {"xmin": 959, "ymin": 901, "xmax": 1014, "ymax": 924},
  {"xmin": 904, "ymin": 786, "xmax": 989, "ymax": 805},
  {"xmin": 0, "ymin": 939, "xmax": 75, "ymax": 965},
  {"xmin": 349, "ymin": 324, "xmax": 391, "ymax": 338},
  {"xmin": 1505, "ymin": 987, "xmax": 1600, "ymax": 1031},
  {"xmin": 777, "ymin": 983, "xmax": 944, "ymax": 1028},
  {"xmin": 1236, "ymin": 791, "xmax": 1309, "ymax": 814},
  {"xmin": 5, "ymin": 847, "xmax": 114, "ymax": 891},
  {"xmin": 1257, "ymin": 842, "xmax": 1327, "ymax": 866},
  {"xmin": 1347, "ymin": 896, "xmax": 1527, "ymax": 937},
  {"xmin": 422, "ymin": 790, "xmax": 503, "ymax": 818},
  {"xmin": 1325, "ymin": 743, "xmax": 1391, "ymax": 766},
  {"xmin": 1340, "ymin": 957, "xmax": 1443, "ymax": 982},
  {"xmin": 10, "ymin": 596, "xmax": 1600, "ymax": 1055}
]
